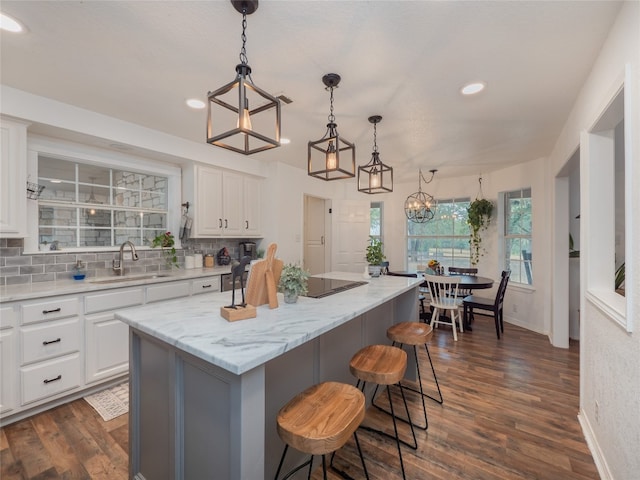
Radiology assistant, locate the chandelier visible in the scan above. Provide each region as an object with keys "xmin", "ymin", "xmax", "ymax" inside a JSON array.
[
  {"xmin": 308, "ymin": 73, "xmax": 355, "ymax": 181},
  {"xmin": 206, "ymin": 0, "xmax": 281, "ymax": 155},
  {"xmin": 404, "ymin": 169, "xmax": 438, "ymax": 223},
  {"xmin": 358, "ymin": 115, "xmax": 393, "ymax": 194}
]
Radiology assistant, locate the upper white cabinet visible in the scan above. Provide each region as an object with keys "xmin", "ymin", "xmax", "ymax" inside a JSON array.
[
  {"xmin": 183, "ymin": 164, "xmax": 262, "ymax": 238},
  {"xmin": 0, "ymin": 117, "xmax": 29, "ymax": 238}
]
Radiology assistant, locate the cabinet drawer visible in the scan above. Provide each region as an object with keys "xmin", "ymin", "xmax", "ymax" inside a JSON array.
[
  {"xmin": 21, "ymin": 317, "xmax": 81, "ymax": 365},
  {"xmin": 146, "ymin": 281, "xmax": 190, "ymax": 303},
  {"xmin": 191, "ymin": 277, "xmax": 220, "ymax": 295},
  {"xmin": 85, "ymin": 288, "xmax": 144, "ymax": 314},
  {"xmin": 22, "ymin": 297, "xmax": 78, "ymax": 325},
  {"xmin": 21, "ymin": 353, "xmax": 82, "ymax": 405},
  {"xmin": 1, "ymin": 306, "xmax": 17, "ymax": 329}
]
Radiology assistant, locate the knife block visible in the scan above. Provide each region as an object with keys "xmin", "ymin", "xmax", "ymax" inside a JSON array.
[{"xmin": 220, "ymin": 304, "xmax": 257, "ymax": 322}]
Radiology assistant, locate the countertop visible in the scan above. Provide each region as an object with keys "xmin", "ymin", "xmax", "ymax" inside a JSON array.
[
  {"xmin": 115, "ymin": 272, "xmax": 423, "ymax": 375},
  {"xmin": 0, "ymin": 267, "xmax": 231, "ymax": 302}
]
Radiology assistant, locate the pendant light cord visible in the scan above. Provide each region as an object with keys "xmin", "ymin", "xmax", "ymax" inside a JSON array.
[
  {"xmin": 372, "ymin": 122, "xmax": 378, "ymax": 153},
  {"xmin": 327, "ymin": 85, "xmax": 336, "ymax": 124},
  {"xmin": 239, "ymin": 8, "xmax": 248, "ymax": 66}
]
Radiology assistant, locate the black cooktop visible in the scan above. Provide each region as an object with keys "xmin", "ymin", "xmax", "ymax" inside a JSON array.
[{"xmin": 303, "ymin": 277, "xmax": 368, "ymax": 298}]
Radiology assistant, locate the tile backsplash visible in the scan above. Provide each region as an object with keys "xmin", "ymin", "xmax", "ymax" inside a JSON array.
[{"xmin": 0, "ymin": 238, "xmax": 256, "ymax": 287}]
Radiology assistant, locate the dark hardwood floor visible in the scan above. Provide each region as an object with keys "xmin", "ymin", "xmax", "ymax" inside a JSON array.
[{"xmin": 1, "ymin": 317, "xmax": 599, "ymax": 479}]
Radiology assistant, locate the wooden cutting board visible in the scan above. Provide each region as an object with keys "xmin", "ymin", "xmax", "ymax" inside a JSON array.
[{"xmin": 245, "ymin": 243, "xmax": 283, "ymax": 307}]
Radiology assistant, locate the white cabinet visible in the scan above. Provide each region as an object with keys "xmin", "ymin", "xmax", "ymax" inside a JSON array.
[
  {"xmin": 84, "ymin": 287, "xmax": 143, "ymax": 384},
  {"xmin": 183, "ymin": 164, "xmax": 262, "ymax": 238},
  {"xmin": 146, "ymin": 280, "xmax": 190, "ymax": 303},
  {"xmin": 0, "ymin": 306, "xmax": 17, "ymax": 415},
  {"xmin": 0, "ymin": 117, "xmax": 29, "ymax": 238},
  {"xmin": 191, "ymin": 276, "xmax": 221, "ymax": 295},
  {"xmin": 19, "ymin": 296, "xmax": 82, "ymax": 406},
  {"xmin": 243, "ymin": 175, "xmax": 262, "ymax": 236}
]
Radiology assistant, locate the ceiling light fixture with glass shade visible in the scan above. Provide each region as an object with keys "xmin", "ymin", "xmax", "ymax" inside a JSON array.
[
  {"xmin": 206, "ymin": 0, "xmax": 281, "ymax": 155},
  {"xmin": 405, "ymin": 169, "xmax": 438, "ymax": 223},
  {"xmin": 358, "ymin": 115, "xmax": 393, "ymax": 194},
  {"xmin": 308, "ymin": 73, "xmax": 355, "ymax": 181}
]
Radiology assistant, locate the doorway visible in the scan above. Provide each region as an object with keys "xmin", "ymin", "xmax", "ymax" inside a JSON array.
[{"xmin": 303, "ymin": 195, "xmax": 329, "ymax": 275}]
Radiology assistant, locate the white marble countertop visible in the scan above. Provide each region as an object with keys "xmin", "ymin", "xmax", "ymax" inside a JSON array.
[
  {"xmin": 115, "ymin": 272, "xmax": 422, "ymax": 375},
  {"xmin": 0, "ymin": 267, "xmax": 231, "ymax": 302}
]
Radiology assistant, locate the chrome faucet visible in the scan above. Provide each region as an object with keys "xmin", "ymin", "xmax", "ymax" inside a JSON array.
[{"xmin": 113, "ymin": 241, "xmax": 139, "ymax": 276}]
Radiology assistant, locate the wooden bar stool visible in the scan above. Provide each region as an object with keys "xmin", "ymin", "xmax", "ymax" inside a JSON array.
[
  {"xmin": 349, "ymin": 345, "xmax": 416, "ymax": 480},
  {"xmin": 274, "ymin": 381, "xmax": 369, "ymax": 480},
  {"xmin": 373, "ymin": 322, "xmax": 443, "ymax": 430}
]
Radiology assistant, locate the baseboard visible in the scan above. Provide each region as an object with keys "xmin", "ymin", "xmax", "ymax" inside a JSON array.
[{"xmin": 578, "ymin": 409, "xmax": 613, "ymax": 480}]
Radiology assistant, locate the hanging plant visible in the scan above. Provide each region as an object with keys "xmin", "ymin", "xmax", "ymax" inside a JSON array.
[{"xmin": 467, "ymin": 198, "xmax": 493, "ymax": 266}]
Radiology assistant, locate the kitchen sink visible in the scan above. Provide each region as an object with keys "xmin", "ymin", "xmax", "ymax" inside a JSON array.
[{"xmin": 90, "ymin": 274, "xmax": 172, "ymax": 284}]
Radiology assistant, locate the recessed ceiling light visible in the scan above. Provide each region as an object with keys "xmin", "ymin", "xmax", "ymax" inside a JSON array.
[
  {"xmin": 461, "ymin": 82, "xmax": 486, "ymax": 95},
  {"xmin": 0, "ymin": 13, "xmax": 24, "ymax": 33},
  {"xmin": 280, "ymin": 138, "xmax": 291, "ymax": 145},
  {"xmin": 186, "ymin": 99, "xmax": 206, "ymax": 109}
]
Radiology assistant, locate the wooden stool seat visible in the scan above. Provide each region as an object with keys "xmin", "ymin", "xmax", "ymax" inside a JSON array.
[
  {"xmin": 277, "ymin": 381, "xmax": 365, "ymax": 456},
  {"xmin": 349, "ymin": 344, "xmax": 414, "ymax": 479},
  {"xmin": 387, "ymin": 322, "xmax": 433, "ymax": 345}
]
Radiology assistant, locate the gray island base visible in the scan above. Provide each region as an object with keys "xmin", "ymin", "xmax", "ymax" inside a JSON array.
[{"xmin": 116, "ymin": 272, "xmax": 423, "ymax": 480}]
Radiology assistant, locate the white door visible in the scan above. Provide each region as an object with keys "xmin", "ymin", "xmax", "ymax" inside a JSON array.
[
  {"xmin": 331, "ymin": 199, "xmax": 370, "ymax": 273},
  {"xmin": 304, "ymin": 195, "xmax": 326, "ymax": 275}
]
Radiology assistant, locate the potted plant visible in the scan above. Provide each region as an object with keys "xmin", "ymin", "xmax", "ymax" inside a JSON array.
[
  {"xmin": 151, "ymin": 231, "xmax": 179, "ymax": 269},
  {"xmin": 365, "ymin": 237, "xmax": 386, "ymax": 277},
  {"xmin": 278, "ymin": 263, "xmax": 310, "ymax": 303},
  {"xmin": 467, "ymin": 199, "xmax": 493, "ymax": 266},
  {"xmin": 615, "ymin": 262, "xmax": 625, "ymax": 296}
]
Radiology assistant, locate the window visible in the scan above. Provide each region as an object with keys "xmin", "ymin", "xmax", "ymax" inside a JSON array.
[
  {"xmin": 407, "ymin": 198, "xmax": 471, "ymax": 271},
  {"xmin": 37, "ymin": 155, "xmax": 169, "ymax": 250},
  {"xmin": 370, "ymin": 202, "xmax": 382, "ymax": 243},
  {"xmin": 502, "ymin": 188, "xmax": 532, "ymax": 285}
]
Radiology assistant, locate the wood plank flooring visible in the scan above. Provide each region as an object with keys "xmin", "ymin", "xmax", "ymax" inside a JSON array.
[{"xmin": 1, "ymin": 318, "xmax": 599, "ymax": 479}]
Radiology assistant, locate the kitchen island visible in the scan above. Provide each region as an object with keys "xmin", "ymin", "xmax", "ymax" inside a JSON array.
[{"xmin": 115, "ymin": 272, "xmax": 422, "ymax": 480}]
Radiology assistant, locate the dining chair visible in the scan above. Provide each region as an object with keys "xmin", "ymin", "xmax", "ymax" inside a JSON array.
[
  {"xmin": 424, "ymin": 274, "xmax": 463, "ymax": 341},
  {"xmin": 462, "ymin": 270, "xmax": 511, "ymax": 339},
  {"xmin": 447, "ymin": 266, "xmax": 478, "ymax": 296}
]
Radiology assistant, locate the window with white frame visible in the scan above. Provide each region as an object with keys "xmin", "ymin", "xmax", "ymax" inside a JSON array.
[
  {"xmin": 502, "ymin": 188, "xmax": 532, "ymax": 285},
  {"xmin": 37, "ymin": 154, "xmax": 170, "ymax": 250},
  {"xmin": 407, "ymin": 198, "xmax": 471, "ymax": 272},
  {"xmin": 370, "ymin": 202, "xmax": 382, "ymax": 243}
]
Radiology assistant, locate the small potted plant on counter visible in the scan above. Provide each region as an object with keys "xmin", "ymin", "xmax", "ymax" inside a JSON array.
[
  {"xmin": 365, "ymin": 237, "xmax": 386, "ymax": 277},
  {"xmin": 278, "ymin": 263, "xmax": 310, "ymax": 304},
  {"xmin": 151, "ymin": 231, "xmax": 179, "ymax": 269}
]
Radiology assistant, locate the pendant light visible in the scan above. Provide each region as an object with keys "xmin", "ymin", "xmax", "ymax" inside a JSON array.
[
  {"xmin": 405, "ymin": 169, "xmax": 438, "ymax": 223},
  {"xmin": 308, "ymin": 73, "xmax": 355, "ymax": 181},
  {"xmin": 207, "ymin": 0, "xmax": 281, "ymax": 155},
  {"xmin": 358, "ymin": 115, "xmax": 393, "ymax": 194}
]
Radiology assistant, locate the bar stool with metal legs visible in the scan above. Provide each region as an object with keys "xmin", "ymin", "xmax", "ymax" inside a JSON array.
[
  {"xmin": 349, "ymin": 344, "xmax": 417, "ymax": 480},
  {"xmin": 372, "ymin": 321, "xmax": 443, "ymax": 430},
  {"xmin": 274, "ymin": 381, "xmax": 369, "ymax": 480}
]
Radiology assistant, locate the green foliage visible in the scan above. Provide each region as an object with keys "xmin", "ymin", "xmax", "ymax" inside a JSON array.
[
  {"xmin": 278, "ymin": 263, "xmax": 310, "ymax": 296},
  {"xmin": 467, "ymin": 199, "xmax": 493, "ymax": 266},
  {"xmin": 615, "ymin": 262, "xmax": 625, "ymax": 291},
  {"xmin": 151, "ymin": 231, "xmax": 179, "ymax": 268},
  {"xmin": 365, "ymin": 237, "xmax": 386, "ymax": 265}
]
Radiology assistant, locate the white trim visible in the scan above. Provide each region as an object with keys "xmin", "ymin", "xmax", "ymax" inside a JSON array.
[
  {"xmin": 578, "ymin": 410, "xmax": 613, "ymax": 480},
  {"xmin": 585, "ymin": 289, "xmax": 627, "ymax": 332}
]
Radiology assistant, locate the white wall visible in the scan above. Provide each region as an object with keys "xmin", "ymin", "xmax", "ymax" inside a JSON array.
[{"xmin": 546, "ymin": 2, "xmax": 640, "ymax": 478}]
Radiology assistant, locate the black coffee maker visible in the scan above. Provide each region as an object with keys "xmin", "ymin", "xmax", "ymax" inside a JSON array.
[{"xmin": 239, "ymin": 241, "xmax": 257, "ymax": 260}]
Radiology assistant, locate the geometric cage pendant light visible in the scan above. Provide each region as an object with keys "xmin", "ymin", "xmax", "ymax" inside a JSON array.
[
  {"xmin": 308, "ymin": 73, "xmax": 356, "ymax": 181},
  {"xmin": 357, "ymin": 115, "xmax": 393, "ymax": 194},
  {"xmin": 404, "ymin": 168, "xmax": 438, "ymax": 223},
  {"xmin": 206, "ymin": 0, "xmax": 281, "ymax": 155}
]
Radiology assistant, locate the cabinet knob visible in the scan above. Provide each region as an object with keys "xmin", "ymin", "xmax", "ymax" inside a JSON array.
[
  {"xmin": 42, "ymin": 338, "xmax": 62, "ymax": 346},
  {"xmin": 245, "ymin": 220, "xmax": 249, "ymax": 229},
  {"xmin": 225, "ymin": 219, "xmax": 228, "ymax": 228},
  {"xmin": 202, "ymin": 284, "xmax": 212, "ymax": 289},
  {"xmin": 219, "ymin": 218, "xmax": 223, "ymax": 228}
]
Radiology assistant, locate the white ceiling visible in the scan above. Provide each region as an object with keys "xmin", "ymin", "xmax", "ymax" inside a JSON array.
[{"xmin": 0, "ymin": 1, "xmax": 622, "ymax": 182}]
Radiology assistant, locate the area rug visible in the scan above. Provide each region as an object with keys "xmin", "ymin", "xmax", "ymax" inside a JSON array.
[{"xmin": 84, "ymin": 382, "xmax": 129, "ymax": 421}]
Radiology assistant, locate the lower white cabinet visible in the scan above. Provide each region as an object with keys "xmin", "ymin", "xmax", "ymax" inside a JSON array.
[
  {"xmin": 0, "ymin": 274, "xmax": 224, "ymax": 425},
  {"xmin": 0, "ymin": 329, "xmax": 16, "ymax": 414},
  {"xmin": 85, "ymin": 313, "xmax": 130, "ymax": 384}
]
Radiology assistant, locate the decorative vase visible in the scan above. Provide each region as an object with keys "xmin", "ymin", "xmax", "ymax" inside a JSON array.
[{"xmin": 284, "ymin": 290, "xmax": 298, "ymax": 304}]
